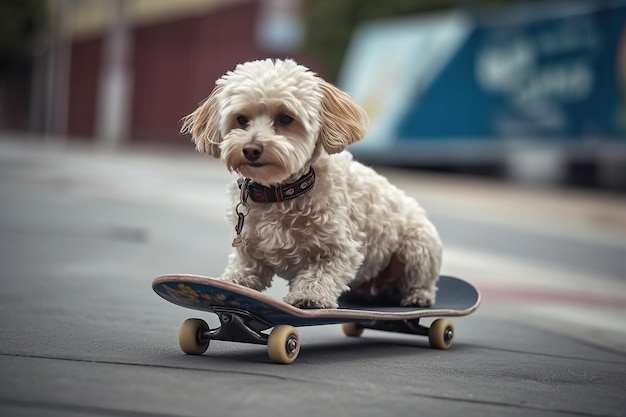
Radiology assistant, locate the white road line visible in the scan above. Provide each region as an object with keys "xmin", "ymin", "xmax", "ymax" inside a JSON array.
[
  {"xmin": 443, "ymin": 245, "xmax": 626, "ymax": 295},
  {"xmin": 443, "ymin": 245, "xmax": 626, "ymax": 351}
]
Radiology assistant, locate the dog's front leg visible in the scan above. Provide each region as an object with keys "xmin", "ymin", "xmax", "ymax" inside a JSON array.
[
  {"xmin": 219, "ymin": 251, "xmax": 273, "ymax": 292},
  {"xmin": 284, "ymin": 250, "xmax": 362, "ymax": 309},
  {"xmin": 284, "ymin": 268, "xmax": 350, "ymax": 309}
]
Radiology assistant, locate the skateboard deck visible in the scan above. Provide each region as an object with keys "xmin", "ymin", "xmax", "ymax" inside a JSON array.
[{"xmin": 152, "ymin": 274, "xmax": 480, "ymax": 363}]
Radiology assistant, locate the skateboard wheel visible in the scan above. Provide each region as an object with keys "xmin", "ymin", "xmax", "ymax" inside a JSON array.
[
  {"xmin": 267, "ymin": 325, "xmax": 300, "ymax": 364},
  {"xmin": 428, "ymin": 319, "xmax": 454, "ymax": 350},
  {"xmin": 342, "ymin": 323, "xmax": 364, "ymax": 338},
  {"xmin": 178, "ymin": 318, "xmax": 210, "ymax": 355}
]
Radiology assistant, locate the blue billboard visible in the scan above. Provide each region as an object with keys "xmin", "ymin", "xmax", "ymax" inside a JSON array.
[{"xmin": 340, "ymin": 1, "xmax": 626, "ymax": 164}]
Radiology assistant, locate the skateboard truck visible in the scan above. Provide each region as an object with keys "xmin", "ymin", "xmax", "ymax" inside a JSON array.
[
  {"xmin": 359, "ymin": 318, "xmax": 452, "ymax": 342},
  {"xmin": 343, "ymin": 318, "xmax": 455, "ymax": 349},
  {"xmin": 200, "ymin": 308, "xmax": 271, "ymax": 346},
  {"xmin": 179, "ymin": 309, "xmax": 302, "ymax": 364}
]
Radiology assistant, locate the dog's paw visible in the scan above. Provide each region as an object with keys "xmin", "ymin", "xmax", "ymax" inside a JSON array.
[
  {"xmin": 401, "ymin": 289, "xmax": 436, "ymax": 308},
  {"xmin": 285, "ymin": 294, "xmax": 338, "ymax": 309},
  {"xmin": 218, "ymin": 275, "xmax": 267, "ymax": 292}
]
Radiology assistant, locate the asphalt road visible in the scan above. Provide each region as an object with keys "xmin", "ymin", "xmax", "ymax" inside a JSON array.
[{"xmin": 1, "ymin": 136, "xmax": 625, "ymax": 417}]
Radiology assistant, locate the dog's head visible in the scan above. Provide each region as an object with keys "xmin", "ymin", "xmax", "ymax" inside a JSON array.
[{"xmin": 181, "ymin": 59, "xmax": 368, "ymax": 186}]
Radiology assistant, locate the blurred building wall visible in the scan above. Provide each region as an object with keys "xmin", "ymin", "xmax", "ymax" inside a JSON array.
[
  {"xmin": 21, "ymin": 0, "xmax": 317, "ymax": 146},
  {"xmin": 0, "ymin": 72, "xmax": 31, "ymax": 131},
  {"xmin": 129, "ymin": 2, "xmax": 261, "ymax": 145},
  {"xmin": 67, "ymin": 36, "xmax": 101, "ymax": 138}
]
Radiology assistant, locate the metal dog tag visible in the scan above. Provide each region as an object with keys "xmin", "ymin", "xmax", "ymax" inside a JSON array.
[{"xmin": 232, "ymin": 236, "xmax": 246, "ymax": 247}]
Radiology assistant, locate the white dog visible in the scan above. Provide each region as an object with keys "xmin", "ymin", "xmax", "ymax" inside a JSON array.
[{"xmin": 181, "ymin": 58, "xmax": 442, "ymax": 309}]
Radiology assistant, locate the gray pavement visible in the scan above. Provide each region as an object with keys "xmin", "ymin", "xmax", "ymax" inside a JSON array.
[{"xmin": 1, "ymin": 135, "xmax": 625, "ymax": 417}]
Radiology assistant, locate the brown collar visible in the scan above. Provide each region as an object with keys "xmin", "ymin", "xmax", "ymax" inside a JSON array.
[{"xmin": 237, "ymin": 168, "xmax": 315, "ymax": 203}]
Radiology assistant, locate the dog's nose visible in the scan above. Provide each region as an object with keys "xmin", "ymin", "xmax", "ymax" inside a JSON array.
[{"xmin": 243, "ymin": 143, "xmax": 264, "ymax": 162}]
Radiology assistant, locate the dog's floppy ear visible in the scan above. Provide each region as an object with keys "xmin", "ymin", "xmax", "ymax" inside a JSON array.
[
  {"xmin": 317, "ymin": 78, "xmax": 368, "ymax": 154},
  {"xmin": 180, "ymin": 85, "xmax": 222, "ymax": 158}
]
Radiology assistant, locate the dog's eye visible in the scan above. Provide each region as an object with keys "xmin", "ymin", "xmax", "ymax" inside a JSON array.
[
  {"xmin": 236, "ymin": 116, "xmax": 249, "ymax": 126},
  {"xmin": 277, "ymin": 114, "xmax": 293, "ymax": 125}
]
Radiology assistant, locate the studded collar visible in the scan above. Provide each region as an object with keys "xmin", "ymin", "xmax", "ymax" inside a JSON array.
[{"xmin": 237, "ymin": 168, "xmax": 315, "ymax": 203}]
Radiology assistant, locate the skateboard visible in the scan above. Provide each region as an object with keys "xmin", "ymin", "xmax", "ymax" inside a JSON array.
[{"xmin": 152, "ymin": 274, "xmax": 481, "ymax": 364}]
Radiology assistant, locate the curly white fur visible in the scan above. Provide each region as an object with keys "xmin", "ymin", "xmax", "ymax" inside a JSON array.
[{"xmin": 182, "ymin": 58, "xmax": 442, "ymax": 309}]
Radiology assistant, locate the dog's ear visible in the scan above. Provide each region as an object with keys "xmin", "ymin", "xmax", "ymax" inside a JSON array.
[
  {"xmin": 317, "ymin": 78, "xmax": 368, "ymax": 154},
  {"xmin": 180, "ymin": 85, "xmax": 222, "ymax": 158}
]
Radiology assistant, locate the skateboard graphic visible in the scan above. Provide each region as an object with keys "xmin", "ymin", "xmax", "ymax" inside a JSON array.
[{"xmin": 152, "ymin": 274, "xmax": 481, "ymax": 364}]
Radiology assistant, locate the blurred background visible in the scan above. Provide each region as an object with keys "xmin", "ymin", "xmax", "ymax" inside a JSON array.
[{"xmin": 0, "ymin": 0, "xmax": 625, "ymax": 189}]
